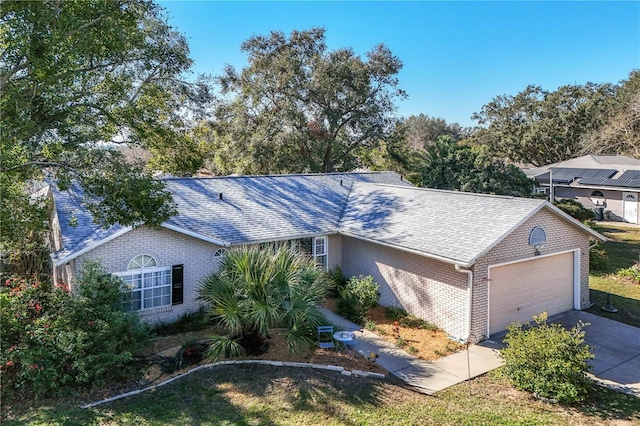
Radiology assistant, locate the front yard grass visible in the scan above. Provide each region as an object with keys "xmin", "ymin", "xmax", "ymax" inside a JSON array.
[
  {"xmin": 588, "ymin": 223, "xmax": 640, "ymax": 328},
  {"xmin": 5, "ymin": 365, "xmax": 639, "ymax": 425}
]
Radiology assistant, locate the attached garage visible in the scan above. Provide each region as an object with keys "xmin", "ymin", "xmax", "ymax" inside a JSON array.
[{"xmin": 488, "ymin": 251, "xmax": 577, "ymax": 336}]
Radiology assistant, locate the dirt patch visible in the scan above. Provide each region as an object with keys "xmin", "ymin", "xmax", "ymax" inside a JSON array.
[{"xmin": 365, "ymin": 305, "xmax": 463, "ymax": 361}]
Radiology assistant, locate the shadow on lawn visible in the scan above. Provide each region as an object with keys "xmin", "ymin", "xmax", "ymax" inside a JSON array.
[
  {"xmin": 579, "ymin": 384, "xmax": 640, "ymax": 422},
  {"xmin": 85, "ymin": 364, "xmax": 390, "ymax": 425},
  {"xmin": 586, "ymin": 289, "xmax": 640, "ymax": 328}
]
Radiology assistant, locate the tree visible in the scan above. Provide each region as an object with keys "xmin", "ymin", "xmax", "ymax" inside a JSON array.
[
  {"xmin": 472, "ymin": 83, "xmax": 615, "ymax": 166},
  {"xmin": 198, "ymin": 245, "xmax": 329, "ymax": 360},
  {"xmin": 0, "ymin": 0, "xmax": 208, "ymax": 255},
  {"xmin": 581, "ymin": 70, "xmax": 640, "ymax": 158},
  {"xmin": 402, "ymin": 114, "xmax": 466, "ymax": 150},
  {"xmin": 212, "ymin": 28, "xmax": 406, "ymax": 174},
  {"xmin": 415, "ymin": 137, "xmax": 533, "ymax": 197}
]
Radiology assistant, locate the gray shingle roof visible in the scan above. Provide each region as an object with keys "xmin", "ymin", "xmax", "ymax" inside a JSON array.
[
  {"xmin": 52, "ymin": 171, "xmax": 602, "ymax": 267},
  {"xmin": 339, "ymin": 183, "xmax": 549, "ymax": 266},
  {"xmin": 161, "ymin": 172, "xmax": 408, "ymax": 245},
  {"xmin": 51, "ymin": 182, "xmax": 127, "ymax": 263},
  {"xmin": 51, "ymin": 172, "xmax": 408, "ymax": 263}
]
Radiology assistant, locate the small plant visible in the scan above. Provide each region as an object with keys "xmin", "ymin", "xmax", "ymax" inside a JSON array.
[
  {"xmin": 500, "ymin": 312, "xmax": 594, "ymax": 404},
  {"xmin": 399, "ymin": 316, "xmax": 437, "ymax": 331},
  {"xmin": 407, "ymin": 345, "xmax": 418, "ymax": 354},
  {"xmin": 395, "ymin": 336, "xmax": 407, "ymax": 348},
  {"xmin": 385, "ymin": 306, "xmax": 407, "ymax": 321},
  {"xmin": 365, "ymin": 319, "xmax": 382, "ymax": 334}
]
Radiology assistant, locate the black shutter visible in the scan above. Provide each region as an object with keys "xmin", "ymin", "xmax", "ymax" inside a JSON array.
[{"xmin": 171, "ymin": 264, "xmax": 184, "ymax": 305}]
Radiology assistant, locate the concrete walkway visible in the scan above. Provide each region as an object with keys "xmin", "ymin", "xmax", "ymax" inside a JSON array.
[{"xmin": 320, "ymin": 308, "xmax": 503, "ymax": 394}]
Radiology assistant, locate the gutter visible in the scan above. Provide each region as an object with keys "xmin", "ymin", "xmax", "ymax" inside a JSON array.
[{"xmin": 455, "ymin": 264, "xmax": 474, "ymax": 342}]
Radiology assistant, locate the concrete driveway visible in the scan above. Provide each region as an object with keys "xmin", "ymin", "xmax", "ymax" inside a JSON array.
[{"xmin": 545, "ymin": 311, "xmax": 639, "ymax": 397}]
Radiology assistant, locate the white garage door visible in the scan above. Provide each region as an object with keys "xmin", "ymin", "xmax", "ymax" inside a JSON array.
[{"xmin": 489, "ymin": 252, "xmax": 574, "ymax": 336}]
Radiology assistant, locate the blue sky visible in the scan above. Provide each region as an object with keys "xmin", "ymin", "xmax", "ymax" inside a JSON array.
[{"xmin": 159, "ymin": 1, "xmax": 639, "ymax": 127}]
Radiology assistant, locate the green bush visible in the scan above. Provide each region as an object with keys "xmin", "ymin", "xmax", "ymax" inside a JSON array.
[
  {"xmin": 500, "ymin": 312, "xmax": 594, "ymax": 404},
  {"xmin": 336, "ymin": 275, "xmax": 379, "ymax": 324},
  {"xmin": 151, "ymin": 307, "xmax": 211, "ymax": 337},
  {"xmin": 325, "ymin": 266, "xmax": 348, "ymax": 298},
  {"xmin": 0, "ymin": 261, "xmax": 149, "ymax": 398},
  {"xmin": 554, "ymin": 199, "xmax": 596, "ymax": 222},
  {"xmin": 618, "ymin": 263, "xmax": 640, "ymax": 283},
  {"xmin": 385, "ymin": 306, "xmax": 408, "ymax": 321},
  {"xmin": 589, "ymin": 241, "xmax": 609, "ymax": 272}
]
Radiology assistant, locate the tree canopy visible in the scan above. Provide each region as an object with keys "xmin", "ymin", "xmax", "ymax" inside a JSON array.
[
  {"xmin": 414, "ymin": 137, "xmax": 533, "ymax": 197},
  {"xmin": 401, "ymin": 114, "xmax": 467, "ymax": 150},
  {"xmin": 1, "ymin": 0, "xmax": 207, "ymax": 253},
  {"xmin": 211, "ymin": 28, "xmax": 406, "ymax": 174},
  {"xmin": 471, "ymin": 83, "xmax": 616, "ymax": 166}
]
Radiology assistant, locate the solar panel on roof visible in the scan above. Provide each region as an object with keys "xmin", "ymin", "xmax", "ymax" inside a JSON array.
[
  {"xmin": 619, "ymin": 170, "xmax": 640, "ymax": 180},
  {"xmin": 543, "ymin": 168, "xmax": 618, "ymax": 184},
  {"xmin": 578, "ymin": 177, "xmax": 640, "ymax": 188}
]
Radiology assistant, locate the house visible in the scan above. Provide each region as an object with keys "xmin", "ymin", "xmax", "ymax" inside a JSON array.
[
  {"xmin": 524, "ymin": 155, "xmax": 640, "ymax": 224},
  {"xmin": 49, "ymin": 171, "xmax": 604, "ymax": 341}
]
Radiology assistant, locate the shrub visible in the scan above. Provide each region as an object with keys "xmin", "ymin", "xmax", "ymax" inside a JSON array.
[
  {"xmin": 618, "ymin": 263, "xmax": 640, "ymax": 283},
  {"xmin": 0, "ymin": 261, "xmax": 149, "ymax": 398},
  {"xmin": 500, "ymin": 312, "xmax": 594, "ymax": 404},
  {"xmin": 325, "ymin": 266, "xmax": 348, "ymax": 298},
  {"xmin": 554, "ymin": 199, "xmax": 595, "ymax": 222},
  {"xmin": 589, "ymin": 241, "xmax": 609, "ymax": 272},
  {"xmin": 151, "ymin": 307, "xmax": 211, "ymax": 337},
  {"xmin": 336, "ymin": 275, "xmax": 379, "ymax": 324}
]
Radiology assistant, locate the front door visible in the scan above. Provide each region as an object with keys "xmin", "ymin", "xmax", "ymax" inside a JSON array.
[{"xmin": 623, "ymin": 192, "xmax": 639, "ymax": 224}]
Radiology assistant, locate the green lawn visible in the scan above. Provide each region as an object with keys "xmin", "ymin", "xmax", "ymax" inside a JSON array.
[
  {"xmin": 588, "ymin": 223, "xmax": 640, "ymax": 327},
  {"xmin": 4, "ymin": 365, "xmax": 639, "ymax": 426}
]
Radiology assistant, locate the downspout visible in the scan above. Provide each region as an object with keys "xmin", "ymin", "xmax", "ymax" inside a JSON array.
[{"xmin": 455, "ymin": 264, "xmax": 473, "ymax": 342}]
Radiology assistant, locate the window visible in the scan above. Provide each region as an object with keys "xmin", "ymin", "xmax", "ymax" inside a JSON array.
[
  {"xmin": 288, "ymin": 237, "xmax": 328, "ymax": 270},
  {"xmin": 115, "ymin": 255, "xmax": 171, "ymax": 312},
  {"xmin": 591, "ymin": 190, "xmax": 605, "ymax": 198},
  {"xmin": 313, "ymin": 236, "xmax": 328, "ymax": 271},
  {"xmin": 213, "ymin": 248, "xmax": 228, "ymax": 259}
]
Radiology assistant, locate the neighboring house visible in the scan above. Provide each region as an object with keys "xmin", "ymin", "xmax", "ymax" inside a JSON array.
[
  {"xmin": 524, "ymin": 155, "xmax": 640, "ymax": 224},
  {"xmin": 49, "ymin": 171, "xmax": 604, "ymax": 341}
]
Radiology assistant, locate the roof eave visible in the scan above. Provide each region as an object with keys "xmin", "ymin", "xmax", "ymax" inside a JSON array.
[
  {"xmin": 52, "ymin": 226, "xmax": 133, "ymax": 266},
  {"xmin": 160, "ymin": 223, "xmax": 231, "ymax": 247},
  {"xmin": 338, "ymin": 230, "xmax": 473, "ymax": 267}
]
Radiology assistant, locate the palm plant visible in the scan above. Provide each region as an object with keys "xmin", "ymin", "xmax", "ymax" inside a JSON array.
[{"xmin": 198, "ymin": 244, "xmax": 329, "ymax": 361}]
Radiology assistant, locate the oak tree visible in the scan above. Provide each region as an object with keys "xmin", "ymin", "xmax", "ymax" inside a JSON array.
[{"xmin": 212, "ymin": 28, "xmax": 406, "ymax": 174}]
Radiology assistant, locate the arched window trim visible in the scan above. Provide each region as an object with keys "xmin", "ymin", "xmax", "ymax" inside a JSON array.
[
  {"xmin": 213, "ymin": 248, "xmax": 229, "ymax": 258},
  {"xmin": 590, "ymin": 190, "xmax": 605, "ymax": 198},
  {"xmin": 529, "ymin": 226, "xmax": 547, "ymax": 247},
  {"xmin": 127, "ymin": 254, "xmax": 158, "ymax": 270}
]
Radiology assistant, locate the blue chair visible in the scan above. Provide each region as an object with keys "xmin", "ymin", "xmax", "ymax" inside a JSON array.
[{"xmin": 317, "ymin": 326, "xmax": 335, "ymax": 350}]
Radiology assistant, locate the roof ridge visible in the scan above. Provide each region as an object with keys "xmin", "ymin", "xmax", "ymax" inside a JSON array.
[
  {"xmin": 159, "ymin": 171, "xmax": 395, "ymax": 181},
  {"xmin": 352, "ymin": 181, "xmax": 539, "ymax": 201}
]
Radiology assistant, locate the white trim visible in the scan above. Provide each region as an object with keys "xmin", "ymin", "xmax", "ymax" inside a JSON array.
[
  {"xmin": 52, "ymin": 226, "xmax": 133, "ymax": 266},
  {"xmin": 486, "ymin": 249, "xmax": 579, "ymax": 338},
  {"xmin": 161, "ymin": 223, "xmax": 230, "ymax": 247}
]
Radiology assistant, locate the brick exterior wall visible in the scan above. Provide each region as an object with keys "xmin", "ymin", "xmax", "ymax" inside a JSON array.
[
  {"xmin": 73, "ymin": 226, "xmax": 222, "ymax": 324},
  {"xmin": 327, "ymin": 234, "xmax": 342, "ymax": 272},
  {"xmin": 471, "ymin": 208, "xmax": 591, "ymax": 339},
  {"xmin": 341, "ymin": 237, "xmax": 469, "ymax": 339}
]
